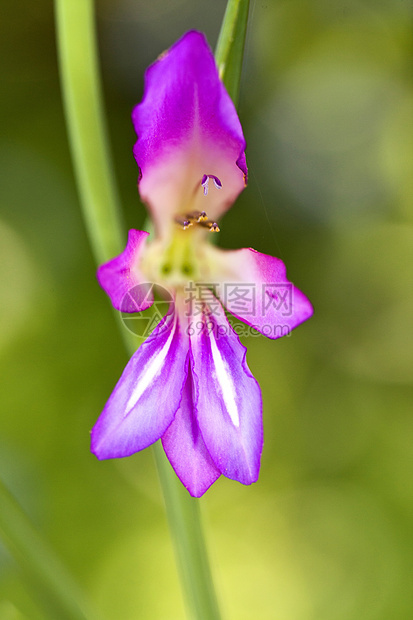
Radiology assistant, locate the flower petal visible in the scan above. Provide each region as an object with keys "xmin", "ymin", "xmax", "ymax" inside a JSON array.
[
  {"xmin": 190, "ymin": 301, "xmax": 263, "ymax": 485},
  {"xmin": 206, "ymin": 246, "xmax": 313, "ymax": 339},
  {"xmin": 97, "ymin": 229, "xmax": 153, "ymax": 313},
  {"xmin": 91, "ymin": 311, "xmax": 188, "ymax": 459},
  {"xmin": 162, "ymin": 370, "xmax": 221, "ymax": 498},
  {"xmin": 132, "ymin": 31, "xmax": 247, "ymax": 238}
]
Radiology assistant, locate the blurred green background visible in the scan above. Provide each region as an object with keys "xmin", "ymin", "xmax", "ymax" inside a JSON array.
[{"xmin": 1, "ymin": 0, "xmax": 413, "ymax": 618}]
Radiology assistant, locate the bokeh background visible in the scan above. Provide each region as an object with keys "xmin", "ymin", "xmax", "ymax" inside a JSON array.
[{"xmin": 1, "ymin": 0, "xmax": 413, "ymax": 618}]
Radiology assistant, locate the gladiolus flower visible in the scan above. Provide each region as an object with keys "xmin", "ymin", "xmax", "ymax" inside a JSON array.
[{"xmin": 91, "ymin": 31, "xmax": 313, "ymax": 497}]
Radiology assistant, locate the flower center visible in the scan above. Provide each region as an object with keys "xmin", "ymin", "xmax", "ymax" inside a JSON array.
[
  {"xmin": 141, "ymin": 226, "xmax": 208, "ymax": 290},
  {"xmin": 140, "ymin": 174, "xmax": 222, "ymax": 291}
]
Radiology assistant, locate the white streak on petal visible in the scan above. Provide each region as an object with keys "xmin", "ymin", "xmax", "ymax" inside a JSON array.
[
  {"xmin": 209, "ymin": 329, "xmax": 240, "ymax": 427},
  {"xmin": 125, "ymin": 320, "xmax": 176, "ymax": 414}
]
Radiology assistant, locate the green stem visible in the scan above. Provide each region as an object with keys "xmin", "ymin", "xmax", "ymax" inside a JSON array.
[
  {"xmin": 215, "ymin": 0, "xmax": 250, "ymax": 105},
  {"xmin": 55, "ymin": 0, "xmax": 250, "ymax": 618},
  {"xmin": 0, "ymin": 479, "xmax": 99, "ymax": 620},
  {"xmin": 153, "ymin": 446, "xmax": 221, "ymax": 619},
  {"xmin": 55, "ymin": 0, "xmax": 125, "ymax": 264}
]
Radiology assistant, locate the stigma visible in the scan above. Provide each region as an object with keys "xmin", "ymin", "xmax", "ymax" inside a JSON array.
[{"xmin": 201, "ymin": 174, "xmax": 222, "ymax": 196}]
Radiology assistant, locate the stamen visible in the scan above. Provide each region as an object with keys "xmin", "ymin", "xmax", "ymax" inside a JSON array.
[
  {"xmin": 185, "ymin": 210, "xmax": 208, "ymax": 223},
  {"xmin": 174, "ymin": 216, "xmax": 193, "ymax": 230},
  {"xmin": 201, "ymin": 174, "xmax": 222, "ymax": 196},
  {"xmin": 176, "ymin": 210, "xmax": 220, "ymax": 232},
  {"xmin": 199, "ymin": 219, "xmax": 220, "ymax": 233}
]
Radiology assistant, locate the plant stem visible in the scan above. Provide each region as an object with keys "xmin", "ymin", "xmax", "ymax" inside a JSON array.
[
  {"xmin": 153, "ymin": 446, "xmax": 221, "ymax": 619},
  {"xmin": 215, "ymin": 0, "xmax": 250, "ymax": 106},
  {"xmin": 55, "ymin": 0, "xmax": 124, "ymax": 264}
]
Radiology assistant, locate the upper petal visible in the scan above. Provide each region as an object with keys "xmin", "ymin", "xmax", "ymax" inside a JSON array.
[
  {"xmin": 190, "ymin": 300, "xmax": 263, "ymax": 485},
  {"xmin": 205, "ymin": 246, "xmax": 314, "ymax": 339},
  {"xmin": 91, "ymin": 311, "xmax": 189, "ymax": 459},
  {"xmin": 97, "ymin": 229, "xmax": 153, "ymax": 313},
  {"xmin": 132, "ymin": 31, "xmax": 247, "ymax": 238},
  {"xmin": 162, "ymin": 369, "xmax": 221, "ymax": 498}
]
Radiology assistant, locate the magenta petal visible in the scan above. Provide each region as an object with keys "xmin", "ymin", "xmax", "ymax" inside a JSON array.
[
  {"xmin": 190, "ymin": 302, "xmax": 263, "ymax": 485},
  {"xmin": 97, "ymin": 229, "xmax": 153, "ymax": 312},
  {"xmin": 162, "ymin": 370, "xmax": 221, "ymax": 498},
  {"xmin": 206, "ymin": 246, "xmax": 314, "ymax": 339},
  {"xmin": 132, "ymin": 31, "xmax": 247, "ymax": 237},
  {"xmin": 91, "ymin": 312, "xmax": 188, "ymax": 459}
]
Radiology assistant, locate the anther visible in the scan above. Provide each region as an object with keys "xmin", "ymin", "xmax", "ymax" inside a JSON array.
[
  {"xmin": 174, "ymin": 216, "xmax": 193, "ymax": 230},
  {"xmin": 201, "ymin": 174, "xmax": 222, "ymax": 196},
  {"xmin": 199, "ymin": 219, "xmax": 220, "ymax": 233},
  {"xmin": 185, "ymin": 210, "xmax": 208, "ymax": 223}
]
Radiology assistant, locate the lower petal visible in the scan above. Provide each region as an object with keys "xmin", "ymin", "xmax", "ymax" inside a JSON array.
[
  {"xmin": 162, "ymin": 371, "xmax": 221, "ymax": 498},
  {"xmin": 190, "ymin": 302, "xmax": 263, "ymax": 485},
  {"xmin": 91, "ymin": 311, "xmax": 188, "ymax": 459}
]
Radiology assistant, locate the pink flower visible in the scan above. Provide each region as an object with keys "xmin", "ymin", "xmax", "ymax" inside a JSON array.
[{"xmin": 91, "ymin": 32, "xmax": 313, "ymax": 497}]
